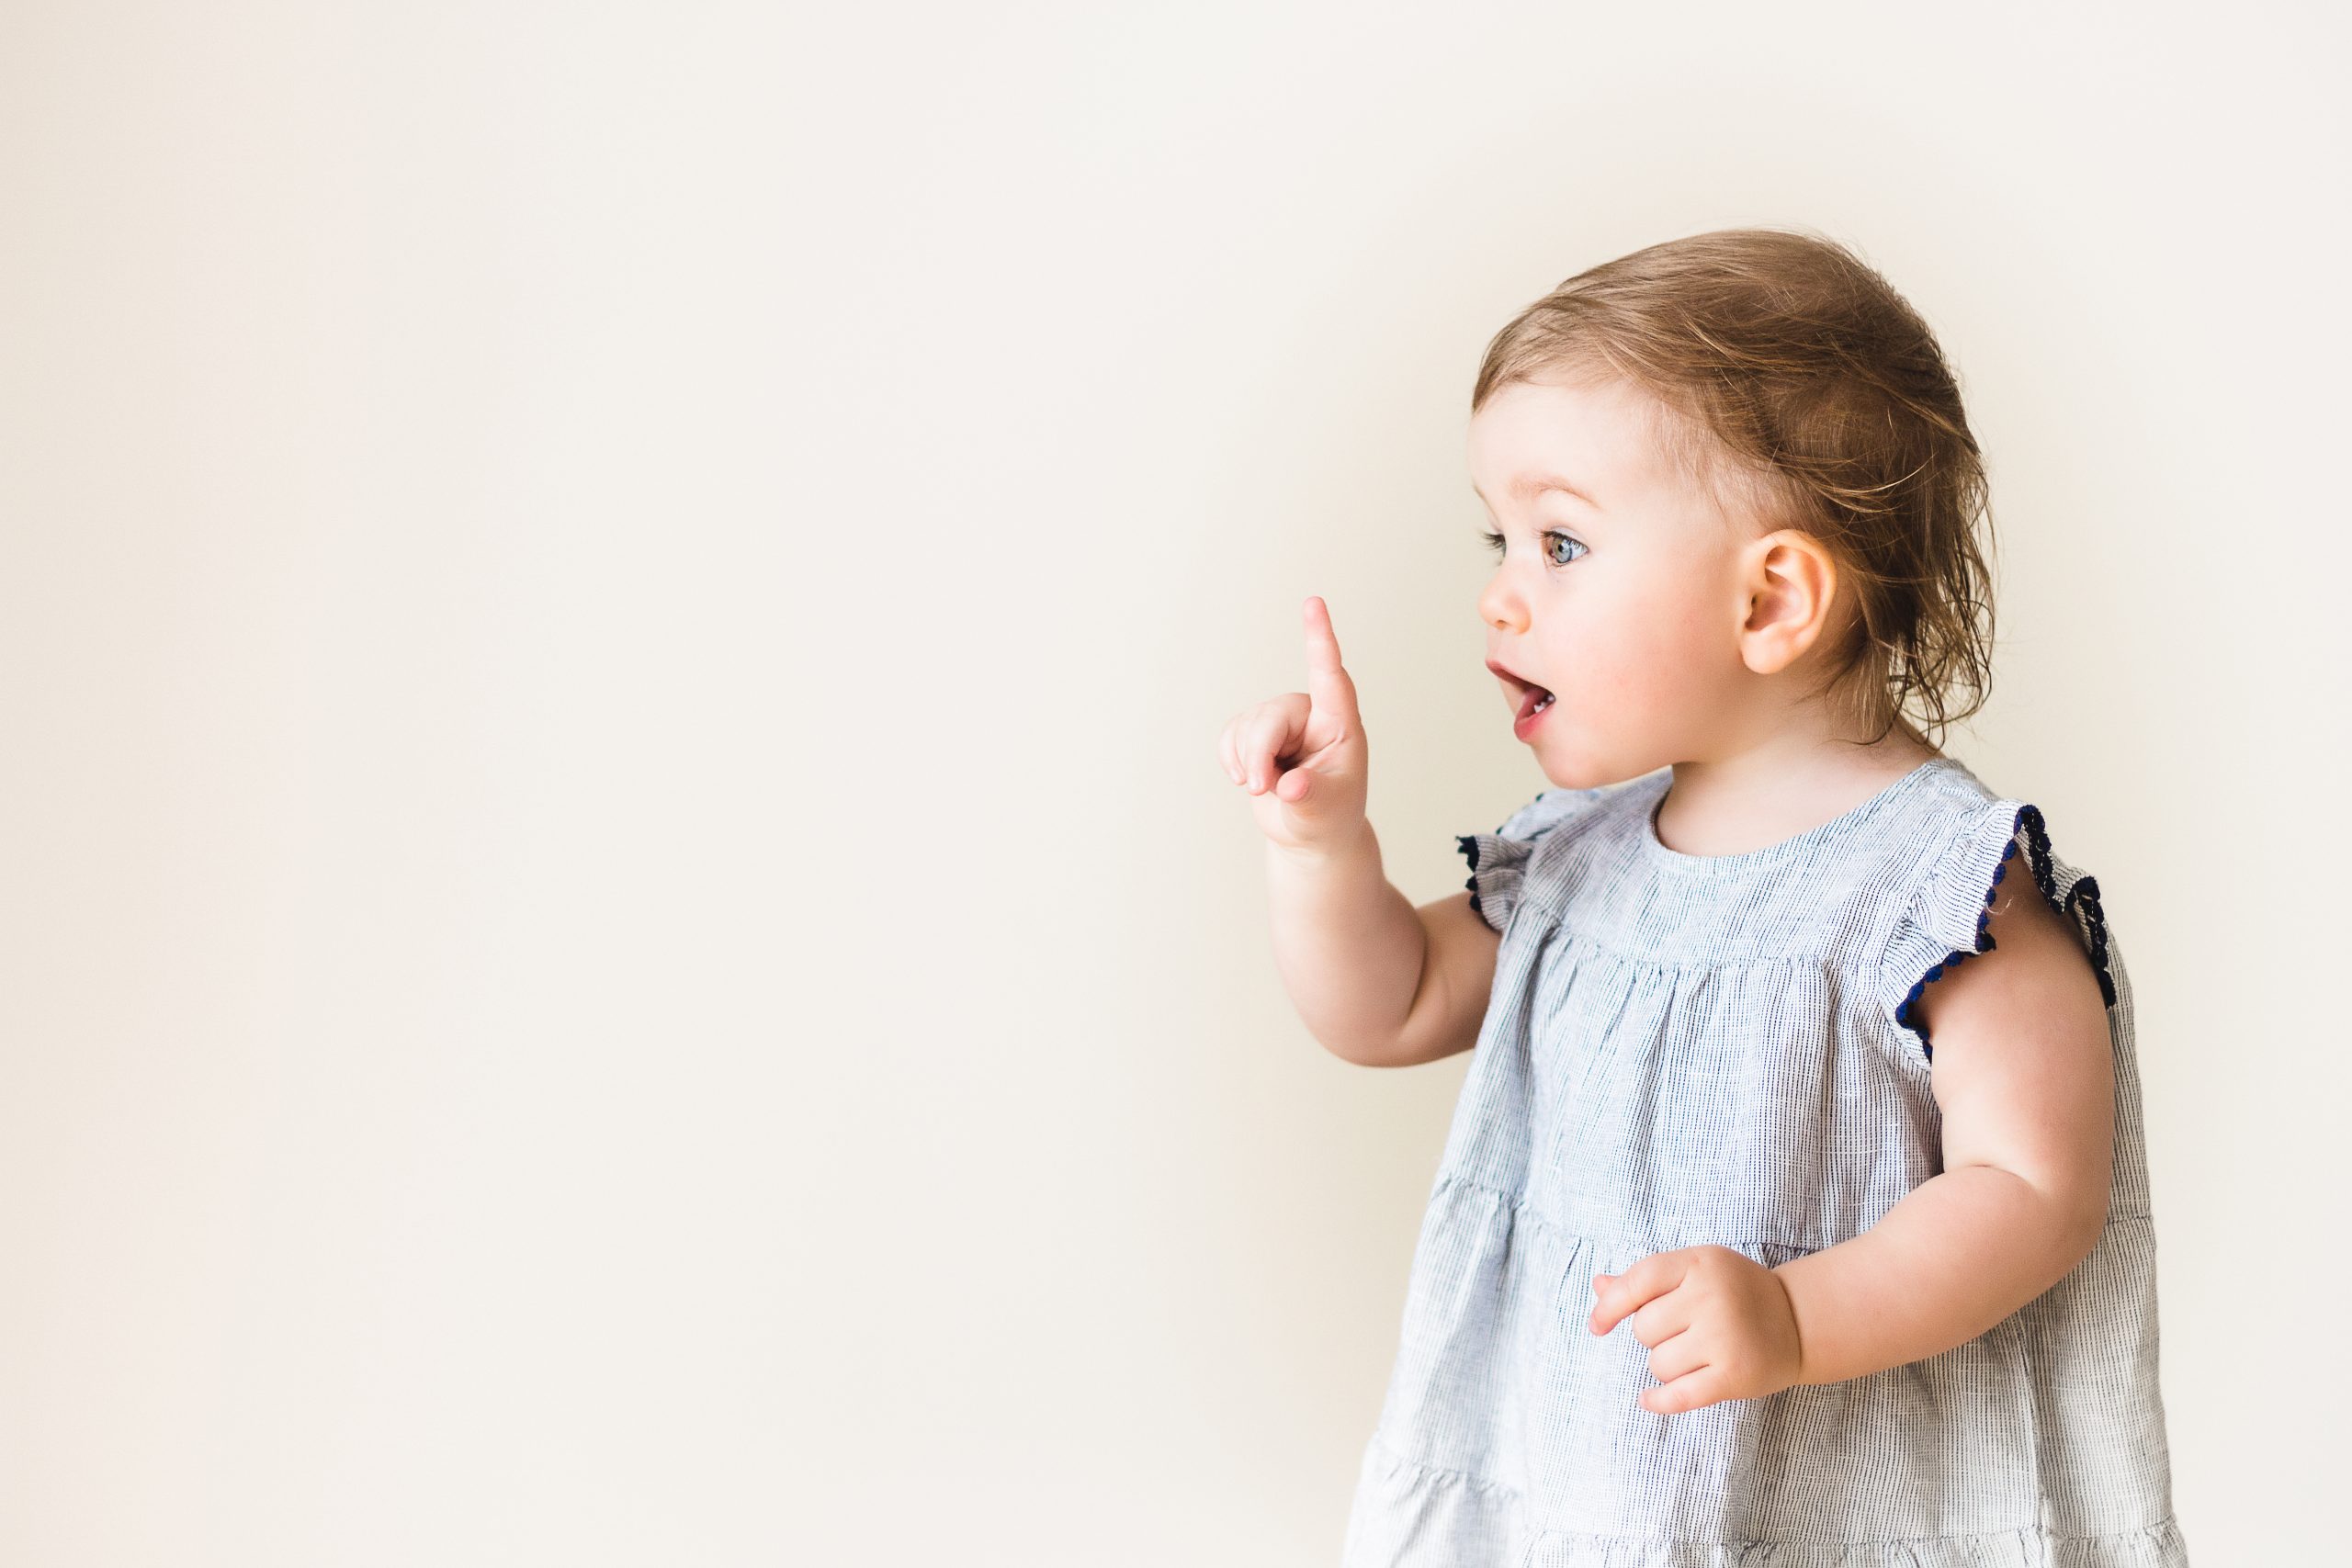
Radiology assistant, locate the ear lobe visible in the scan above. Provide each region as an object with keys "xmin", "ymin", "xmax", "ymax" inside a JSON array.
[{"xmin": 1739, "ymin": 531, "xmax": 1838, "ymax": 676}]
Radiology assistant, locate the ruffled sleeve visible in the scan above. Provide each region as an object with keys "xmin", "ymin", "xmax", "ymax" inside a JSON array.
[
  {"xmin": 1453, "ymin": 785, "xmax": 1604, "ymax": 934},
  {"xmin": 1879, "ymin": 798, "xmax": 2118, "ymax": 1066}
]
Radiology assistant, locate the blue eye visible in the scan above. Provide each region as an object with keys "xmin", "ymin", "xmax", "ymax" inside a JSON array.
[{"xmin": 1480, "ymin": 527, "xmax": 1587, "ymax": 566}]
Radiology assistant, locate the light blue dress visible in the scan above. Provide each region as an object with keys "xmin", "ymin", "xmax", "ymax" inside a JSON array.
[{"xmin": 1340, "ymin": 757, "xmax": 2188, "ymax": 1566}]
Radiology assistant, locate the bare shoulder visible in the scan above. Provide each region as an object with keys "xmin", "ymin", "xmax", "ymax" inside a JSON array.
[
  {"xmin": 1913, "ymin": 871, "xmax": 2116, "ymax": 1234},
  {"xmin": 1915, "ymin": 866, "xmax": 2109, "ymax": 1039}
]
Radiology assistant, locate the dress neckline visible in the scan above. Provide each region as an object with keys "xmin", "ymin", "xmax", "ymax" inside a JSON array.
[{"xmin": 1635, "ymin": 756, "xmax": 1962, "ymax": 876}]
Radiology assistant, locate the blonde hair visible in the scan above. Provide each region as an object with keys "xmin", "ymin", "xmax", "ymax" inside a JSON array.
[{"xmin": 1473, "ymin": 227, "xmax": 1996, "ymax": 750}]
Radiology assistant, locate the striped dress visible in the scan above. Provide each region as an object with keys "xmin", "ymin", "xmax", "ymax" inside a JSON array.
[{"xmin": 1341, "ymin": 756, "xmax": 2188, "ymax": 1566}]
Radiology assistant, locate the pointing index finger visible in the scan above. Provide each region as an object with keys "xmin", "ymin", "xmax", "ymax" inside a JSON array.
[
  {"xmin": 1302, "ymin": 595, "xmax": 1343, "ymax": 665},
  {"xmin": 1301, "ymin": 595, "xmax": 1355, "ymax": 716}
]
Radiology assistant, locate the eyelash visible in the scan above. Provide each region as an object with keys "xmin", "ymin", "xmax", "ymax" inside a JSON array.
[{"xmin": 1480, "ymin": 527, "xmax": 1588, "ymax": 567}]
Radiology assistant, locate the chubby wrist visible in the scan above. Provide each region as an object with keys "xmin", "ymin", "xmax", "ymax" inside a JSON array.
[{"xmin": 1264, "ymin": 815, "xmax": 1377, "ymax": 873}]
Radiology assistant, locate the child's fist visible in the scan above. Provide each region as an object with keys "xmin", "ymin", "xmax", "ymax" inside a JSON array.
[
  {"xmin": 1588, "ymin": 1245, "xmax": 1806, "ymax": 1416},
  {"xmin": 1217, "ymin": 595, "xmax": 1370, "ymax": 855}
]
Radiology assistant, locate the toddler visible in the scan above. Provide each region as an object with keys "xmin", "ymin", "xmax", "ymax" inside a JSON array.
[{"xmin": 1219, "ymin": 229, "xmax": 2186, "ymax": 1565}]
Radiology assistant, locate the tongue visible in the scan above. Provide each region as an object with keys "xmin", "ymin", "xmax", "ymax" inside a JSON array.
[{"xmin": 1519, "ymin": 686, "xmax": 1553, "ymax": 719}]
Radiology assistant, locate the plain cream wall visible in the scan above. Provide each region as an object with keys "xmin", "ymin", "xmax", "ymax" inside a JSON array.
[{"xmin": 2, "ymin": 2, "xmax": 2344, "ymax": 1562}]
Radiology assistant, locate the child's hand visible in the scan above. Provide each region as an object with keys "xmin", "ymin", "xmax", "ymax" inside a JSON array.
[
  {"xmin": 1217, "ymin": 595, "xmax": 1370, "ymax": 855},
  {"xmin": 1588, "ymin": 1245, "xmax": 1805, "ymax": 1416}
]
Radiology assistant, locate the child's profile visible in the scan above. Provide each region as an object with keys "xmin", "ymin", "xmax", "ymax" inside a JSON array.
[{"xmin": 1218, "ymin": 228, "xmax": 2186, "ymax": 1564}]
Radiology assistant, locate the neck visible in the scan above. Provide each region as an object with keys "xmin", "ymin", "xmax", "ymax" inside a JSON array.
[{"xmin": 1650, "ymin": 725, "xmax": 1944, "ymax": 859}]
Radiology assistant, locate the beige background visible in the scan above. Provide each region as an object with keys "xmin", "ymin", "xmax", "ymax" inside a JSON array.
[{"xmin": 3, "ymin": 2, "xmax": 2343, "ymax": 1562}]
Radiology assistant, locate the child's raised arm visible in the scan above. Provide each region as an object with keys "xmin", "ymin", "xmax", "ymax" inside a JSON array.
[{"xmin": 1219, "ymin": 597, "xmax": 1500, "ymax": 1067}]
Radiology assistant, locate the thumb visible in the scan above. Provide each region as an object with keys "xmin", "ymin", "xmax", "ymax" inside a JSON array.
[{"xmin": 1275, "ymin": 766, "xmax": 1314, "ymax": 806}]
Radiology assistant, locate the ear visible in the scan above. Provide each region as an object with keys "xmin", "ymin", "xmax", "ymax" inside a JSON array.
[{"xmin": 1736, "ymin": 529, "xmax": 1839, "ymax": 676}]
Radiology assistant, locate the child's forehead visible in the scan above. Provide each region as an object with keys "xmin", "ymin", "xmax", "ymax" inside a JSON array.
[{"xmin": 1467, "ymin": 376, "xmax": 1680, "ymax": 502}]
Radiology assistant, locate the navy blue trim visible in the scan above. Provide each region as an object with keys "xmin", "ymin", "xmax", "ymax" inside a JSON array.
[
  {"xmin": 1896, "ymin": 837, "xmax": 2017, "ymax": 1062},
  {"xmin": 2017, "ymin": 803, "xmax": 2119, "ymax": 1009},
  {"xmin": 1454, "ymin": 833, "xmax": 1485, "ymax": 921},
  {"xmin": 1894, "ymin": 803, "xmax": 2120, "ymax": 1064},
  {"xmin": 2066, "ymin": 874, "xmax": 2117, "ymax": 1007}
]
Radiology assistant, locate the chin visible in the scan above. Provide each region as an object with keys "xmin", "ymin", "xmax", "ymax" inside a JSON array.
[
  {"xmin": 1537, "ymin": 759, "xmax": 1609, "ymax": 792},
  {"xmin": 1539, "ymin": 750, "xmax": 1664, "ymax": 795}
]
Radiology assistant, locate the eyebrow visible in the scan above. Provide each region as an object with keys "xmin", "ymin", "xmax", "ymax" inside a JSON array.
[{"xmin": 1471, "ymin": 473, "xmax": 1600, "ymax": 510}]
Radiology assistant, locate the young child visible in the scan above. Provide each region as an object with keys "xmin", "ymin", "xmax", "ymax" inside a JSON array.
[{"xmin": 1219, "ymin": 230, "xmax": 2188, "ymax": 1565}]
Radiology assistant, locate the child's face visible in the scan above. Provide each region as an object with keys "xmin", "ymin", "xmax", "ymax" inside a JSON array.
[{"xmin": 1467, "ymin": 373, "xmax": 1764, "ymax": 790}]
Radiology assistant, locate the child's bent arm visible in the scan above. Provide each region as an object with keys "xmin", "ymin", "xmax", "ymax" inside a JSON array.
[
  {"xmin": 1386, "ymin": 892, "xmax": 1504, "ymax": 1066},
  {"xmin": 1266, "ymin": 820, "xmax": 1498, "ymax": 1067},
  {"xmin": 1770, "ymin": 872, "xmax": 2117, "ymax": 1386}
]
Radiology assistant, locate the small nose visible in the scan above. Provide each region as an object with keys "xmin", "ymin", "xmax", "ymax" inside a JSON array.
[{"xmin": 1478, "ymin": 568, "xmax": 1527, "ymax": 634}]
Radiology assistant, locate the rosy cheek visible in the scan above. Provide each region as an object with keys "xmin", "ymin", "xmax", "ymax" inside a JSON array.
[
  {"xmin": 1634, "ymin": 577, "xmax": 1717, "ymax": 654},
  {"xmin": 1600, "ymin": 605, "xmax": 1697, "ymax": 701}
]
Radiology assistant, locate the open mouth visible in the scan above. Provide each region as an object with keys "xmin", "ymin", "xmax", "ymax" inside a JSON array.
[
  {"xmin": 1496, "ymin": 670, "xmax": 1556, "ymax": 720},
  {"xmin": 1488, "ymin": 659, "xmax": 1556, "ymax": 733}
]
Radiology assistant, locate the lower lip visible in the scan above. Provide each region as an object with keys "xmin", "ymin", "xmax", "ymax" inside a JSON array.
[{"xmin": 1513, "ymin": 692, "xmax": 1556, "ymax": 741}]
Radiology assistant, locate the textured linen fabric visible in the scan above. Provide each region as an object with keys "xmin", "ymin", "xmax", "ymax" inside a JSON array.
[{"xmin": 1340, "ymin": 757, "xmax": 2188, "ymax": 1567}]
